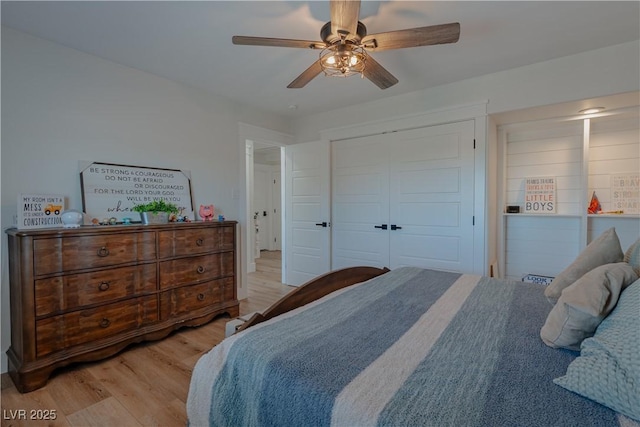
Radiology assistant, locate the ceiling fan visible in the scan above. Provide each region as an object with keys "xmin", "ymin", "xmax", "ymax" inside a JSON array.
[{"xmin": 232, "ymin": 0, "xmax": 460, "ymax": 89}]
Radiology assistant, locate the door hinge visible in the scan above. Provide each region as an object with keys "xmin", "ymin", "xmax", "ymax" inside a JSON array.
[
  {"xmin": 472, "ymin": 216, "xmax": 475, "ymax": 225},
  {"xmin": 473, "ymin": 139, "xmax": 476, "ymax": 149}
]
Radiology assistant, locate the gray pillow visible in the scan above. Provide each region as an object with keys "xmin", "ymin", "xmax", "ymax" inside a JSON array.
[
  {"xmin": 554, "ymin": 279, "xmax": 640, "ymax": 421},
  {"xmin": 545, "ymin": 227, "xmax": 623, "ymax": 305},
  {"xmin": 624, "ymin": 238, "xmax": 640, "ymax": 276},
  {"xmin": 540, "ymin": 262, "xmax": 638, "ymax": 350}
]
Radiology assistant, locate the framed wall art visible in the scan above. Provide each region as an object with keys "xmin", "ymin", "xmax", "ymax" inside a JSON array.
[
  {"xmin": 524, "ymin": 176, "xmax": 556, "ymax": 214},
  {"xmin": 611, "ymin": 173, "xmax": 639, "ymax": 214},
  {"xmin": 80, "ymin": 161, "xmax": 194, "ymax": 223}
]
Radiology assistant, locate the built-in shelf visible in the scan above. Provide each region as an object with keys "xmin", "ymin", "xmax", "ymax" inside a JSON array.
[
  {"xmin": 588, "ymin": 214, "xmax": 640, "ymax": 219},
  {"xmin": 503, "ymin": 213, "xmax": 640, "ymax": 219},
  {"xmin": 503, "ymin": 213, "xmax": 582, "ymax": 218},
  {"xmin": 498, "ymin": 106, "xmax": 640, "ymax": 281}
]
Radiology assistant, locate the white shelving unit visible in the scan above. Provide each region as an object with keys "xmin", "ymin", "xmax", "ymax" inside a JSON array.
[{"xmin": 498, "ymin": 107, "xmax": 640, "ymax": 281}]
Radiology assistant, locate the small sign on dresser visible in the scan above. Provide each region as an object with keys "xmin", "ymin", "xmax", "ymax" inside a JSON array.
[{"xmin": 17, "ymin": 193, "xmax": 65, "ymax": 229}]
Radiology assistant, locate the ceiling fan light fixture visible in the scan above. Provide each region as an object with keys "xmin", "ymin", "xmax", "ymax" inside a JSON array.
[
  {"xmin": 320, "ymin": 44, "xmax": 367, "ymax": 77},
  {"xmin": 233, "ymin": 0, "xmax": 460, "ymax": 89}
]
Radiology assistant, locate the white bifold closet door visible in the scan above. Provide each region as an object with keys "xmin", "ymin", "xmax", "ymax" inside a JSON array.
[{"xmin": 332, "ymin": 120, "xmax": 475, "ymax": 272}]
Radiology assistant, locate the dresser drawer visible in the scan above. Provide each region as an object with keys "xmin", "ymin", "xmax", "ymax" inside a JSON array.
[
  {"xmin": 35, "ymin": 264, "xmax": 157, "ymax": 317},
  {"xmin": 34, "ymin": 232, "xmax": 156, "ymax": 275},
  {"xmin": 159, "ymin": 252, "xmax": 234, "ymax": 289},
  {"xmin": 35, "ymin": 295, "xmax": 158, "ymax": 357},
  {"xmin": 159, "ymin": 278, "xmax": 233, "ymax": 319},
  {"xmin": 158, "ymin": 225, "xmax": 234, "ymax": 258}
]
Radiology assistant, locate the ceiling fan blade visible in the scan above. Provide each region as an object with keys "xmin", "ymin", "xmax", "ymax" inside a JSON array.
[
  {"xmin": 287, "ymin": 59, "xmax": 324, "ymax": 89},
  {"xmin": 362, "ymin": 55, "xmax": 398, "ymax": 90},
  {"xmin": 330, "ymin": 0, "xmax": 361, "ymax": 37},
  {"xmin": 232, "ymin": 35, "xmax": 326, "ymax": 50},
  {"xmin": 362, "ymin": 22, "xmax": 460, "ymax": 51}
]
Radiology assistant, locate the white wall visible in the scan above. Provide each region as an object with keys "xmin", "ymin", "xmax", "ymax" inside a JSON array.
[
  {"xmin": 293, "ymin": 41, "xmax": 640, "ymax": 143},
  {"xmin": 0, "ymin": 27, "xmax": 291, "ymax": 373}
]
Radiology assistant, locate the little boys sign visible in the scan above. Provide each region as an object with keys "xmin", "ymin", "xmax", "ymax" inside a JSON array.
[
  {"xmin": 18, "ymin": 194, "xmax": 65, "ymax": 229},
  {"xmin": 524, "ymin": 177, "xmax": 556, "ymax": 213}
]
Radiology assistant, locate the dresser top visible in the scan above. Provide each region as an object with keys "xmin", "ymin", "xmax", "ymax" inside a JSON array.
[{"xmin": 5, "ymin": 220, "xmax": 237, "ymax": 237}]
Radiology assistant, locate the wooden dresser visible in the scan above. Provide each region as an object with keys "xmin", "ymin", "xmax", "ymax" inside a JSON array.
[{"xmin": 5, "ymin": 221, "xmax": 239, "ymax": 392}]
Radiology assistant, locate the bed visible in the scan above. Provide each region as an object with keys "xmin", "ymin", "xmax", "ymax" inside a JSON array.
[{"xmin": 187, "ymin": 263, "xmax": 640, "ymax": 427}]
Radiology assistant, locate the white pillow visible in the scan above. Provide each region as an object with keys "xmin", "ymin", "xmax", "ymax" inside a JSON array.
[
  {"xmin": 540, "ymin": 262, "xmax": 638, "ymax": 350},
  {"xmin": 545, "ymin": 227, "xmax": 623, "ymax": 305}
]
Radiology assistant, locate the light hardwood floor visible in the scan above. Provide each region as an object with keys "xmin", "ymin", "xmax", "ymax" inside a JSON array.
[{"xmin": 1, "ymin": 251, "xmax": 290, "ymax": 427}]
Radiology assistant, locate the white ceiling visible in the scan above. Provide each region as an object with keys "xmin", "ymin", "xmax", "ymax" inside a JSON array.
[{"xmin": 2, "ymin": 1, "xmax": 639, "ymax": 118}]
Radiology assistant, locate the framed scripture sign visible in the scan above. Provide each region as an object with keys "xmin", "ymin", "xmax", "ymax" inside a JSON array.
[
  {"xmin": 17, "ymin": 193, "xmax": 65, "ymax": 229},
  {"xmin": 80, "ymin": 162, "xmax": 194, "ymax": 223}
]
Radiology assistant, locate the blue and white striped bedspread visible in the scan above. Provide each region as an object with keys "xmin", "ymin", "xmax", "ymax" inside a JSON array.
[{"xmin": 187, "ymin": 267, "xmax": 630, "ymax": 427}]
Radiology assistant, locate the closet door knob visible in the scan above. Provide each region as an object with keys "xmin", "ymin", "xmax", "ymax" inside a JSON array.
[
  {"xmin": 374, "ymin": 224, "xmax": 388, "ymax": 230},
  {"xmin": 390, "ymin": 224, "xmax": 402, "ymax": 230}
]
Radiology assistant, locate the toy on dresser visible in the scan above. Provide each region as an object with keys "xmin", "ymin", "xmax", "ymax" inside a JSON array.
[{"xmin": 199, "ymin": 204, "xmax": 215, "ymax": 221}]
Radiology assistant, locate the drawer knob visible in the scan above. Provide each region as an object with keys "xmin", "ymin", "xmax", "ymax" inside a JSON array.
[
  {"xmin": 196, "ymin": 238, "xmax": 204, "ymax": 246},
  {"xmin": 97, "ymin": 247, "xmax": 110, "ymax": 257},
  {"xmin": 197, "ymin": 293, "xmax": 205, "ymax": 301},
  {"xmin": 98, "ymin": 281, "xmax": 110, "ymax": 291},
  {"xmin": 197, "ymin": 266, "xmax": 205, "ymax": 274},
  {"xmin": 99, "ymin": 318, "xmax": 111, "ymax": 328}
]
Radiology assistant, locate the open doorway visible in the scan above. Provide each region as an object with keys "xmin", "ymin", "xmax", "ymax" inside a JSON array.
[
  {"xmin": 238, "ymin": 123, "xmax": 292, "ymax": 300},
  {"xmin": 252, "ymin": 144, "xmax": 282, "ymax": 279}
]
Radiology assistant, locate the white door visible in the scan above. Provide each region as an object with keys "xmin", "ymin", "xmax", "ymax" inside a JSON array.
[
  {"xmin": 271, "ymin": 169, "xmax": 282, "ymax": 251},
  {"xmin": 332, "ymin": 134, "xmax": 390, "ymax": 269},
  {"xmin": 389, "ymin": 121, "xmax": 475, "ymax": 271},
  {"xmin": 253, "ymin": 167, "xmax": 270, "ymax": 252},
  {"xmin": 284, "ymin": 141, "xmax": 331, "ymax": 286},
  {"xmin": 331, "ymin": 120, "xmax": 476, "ymax": 273}
]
